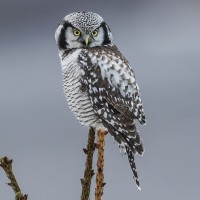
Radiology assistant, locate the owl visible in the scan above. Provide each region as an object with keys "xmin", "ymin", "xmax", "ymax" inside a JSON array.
[{"xmin": 55, "ymin": 12, "xmax": 146, "ymax": 189}]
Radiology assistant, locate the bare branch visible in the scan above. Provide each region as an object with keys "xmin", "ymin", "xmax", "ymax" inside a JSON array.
[
  {"xmin": 95, "ymin": 129, "xmax": 106, "ymax": 200},
  {"xmin": 0, "ymin": 157, "xmax": 28, "ymax": 200},
  {"xmin": 81, "ymin": 127, "xmax": 96, "ymax": 200}
]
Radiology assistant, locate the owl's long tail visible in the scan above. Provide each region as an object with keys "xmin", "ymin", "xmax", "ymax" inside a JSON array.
[
  {"xmin": 118, "ymin": 131, "xmax": 141, "ymax": 190},
  {"xmin": 125, "ymin": 145, "xmax": 141, "ymax": 190},
  {"xmin": 101, "ymin": 120, "xmax": 142, "ymax": 189}
]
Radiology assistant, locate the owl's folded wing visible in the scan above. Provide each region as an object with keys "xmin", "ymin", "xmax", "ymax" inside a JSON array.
[{"xmin": 79, "ymin": 46, "xmax": 146, "ymax": 125}]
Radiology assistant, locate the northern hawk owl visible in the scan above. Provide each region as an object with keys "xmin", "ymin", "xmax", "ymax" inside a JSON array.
[{"xmin": 55, "ymin": 12, "xmax": 146, "ymax": 189}]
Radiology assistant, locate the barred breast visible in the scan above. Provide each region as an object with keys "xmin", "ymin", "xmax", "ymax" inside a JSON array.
[{"xmin": 61, "ymin": 49, "xmax": 101, "ymax": 127}]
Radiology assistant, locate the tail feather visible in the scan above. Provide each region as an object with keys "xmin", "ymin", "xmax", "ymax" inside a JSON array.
[
  {"xmin": 101, "ymin": 120, "xmax": 142, "ymax": 189},
  {"xmin": 125, "ymin": 145, "xmax": 141, "ymax": 190}
]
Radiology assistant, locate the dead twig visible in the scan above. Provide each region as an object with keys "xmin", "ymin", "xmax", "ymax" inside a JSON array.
[{"xmin": 0, "ymin": 157, "xmax": 28, "ymax": 200}]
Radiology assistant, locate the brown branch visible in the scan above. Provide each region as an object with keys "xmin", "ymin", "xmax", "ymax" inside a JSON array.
[
  {"xmin": 0, "ymin": 157, "xmax": 28, "ymax": 200},
  {"xmin": 81, "ymin": 127, "xmax": 96, "ymax": 200},
  {"xmin": 95, "ymin": 129, "xmax": 106, "ymax": 200}
]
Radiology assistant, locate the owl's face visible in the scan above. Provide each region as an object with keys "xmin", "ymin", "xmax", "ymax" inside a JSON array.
[{"xmin": 55, "ymin": 12, "xmax": 113, "ymax": 50}]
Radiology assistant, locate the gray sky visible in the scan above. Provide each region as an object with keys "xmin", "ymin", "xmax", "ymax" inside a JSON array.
[{"xmin": 0, "ymin": 0, "xmax": 200, "ymax": 199}]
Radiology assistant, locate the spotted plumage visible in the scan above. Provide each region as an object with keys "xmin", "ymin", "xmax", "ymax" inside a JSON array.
[{"xmin": 55, "ymin": 12, "xmax": 146, "ymax": 189}]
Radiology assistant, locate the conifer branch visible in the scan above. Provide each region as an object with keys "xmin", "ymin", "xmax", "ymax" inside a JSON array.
[{"xmin": 81, "ymin": 127, "xmax": 96, "ymax": 200}]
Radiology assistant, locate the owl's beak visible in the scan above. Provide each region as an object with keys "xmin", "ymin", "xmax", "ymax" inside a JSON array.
[
  {"xmin": 85, "ymin": 37, "xmax": 89, "ymax": 46},
  {"xmin": 80, "ymin": 35, "xmax": 92, "ymax": 47}
]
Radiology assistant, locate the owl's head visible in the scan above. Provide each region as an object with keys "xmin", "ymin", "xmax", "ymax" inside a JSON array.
[{"xmin": 55, "ymin": 12, "xmax": 113, "ymax": 50}]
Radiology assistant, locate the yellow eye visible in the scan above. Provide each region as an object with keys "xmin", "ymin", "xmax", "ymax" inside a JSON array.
[
  {"xmin": 73, "ymin": 29, "xmax": 81, "ymax": 36},
  {"xmin": 92, "ymin": 30, "xmax": 98, "ymax": 37}
]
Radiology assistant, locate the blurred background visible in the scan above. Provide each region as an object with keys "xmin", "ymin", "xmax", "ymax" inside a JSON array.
[{"xmin": 0, "ymin": 0, "xmax": 200, "ymax": 199}]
